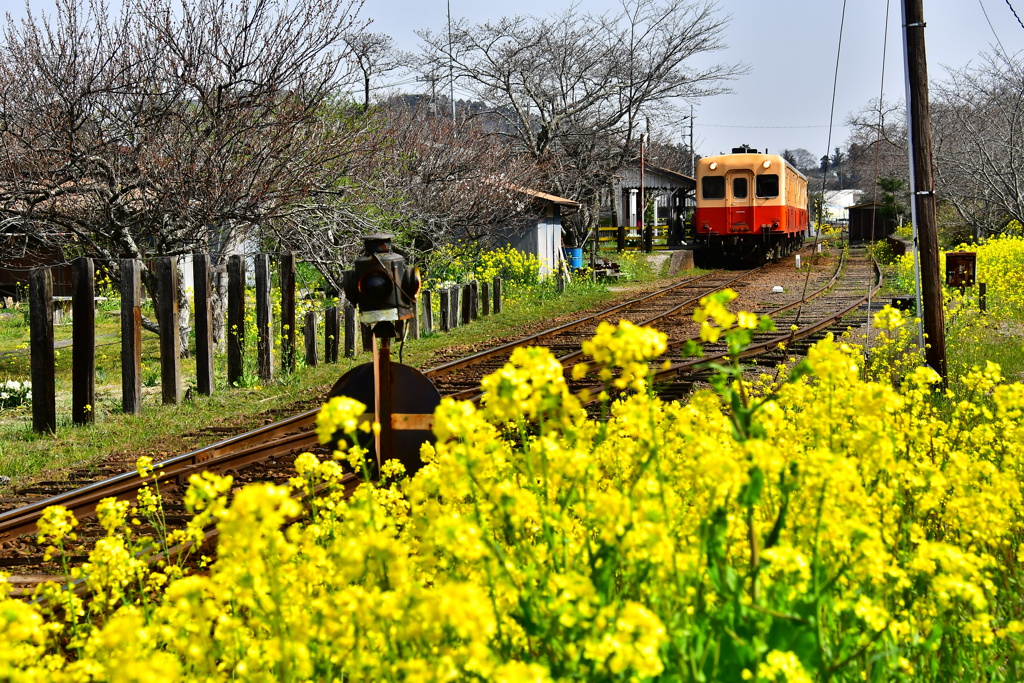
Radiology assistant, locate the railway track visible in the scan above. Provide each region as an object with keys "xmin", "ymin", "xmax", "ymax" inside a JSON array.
[
  {"xmin": 636, "ymin": 247, "xmax": 881, "ymax": 401},
  {"xmin": 0, "ymin": 245, "xmax": 878, "ymax": 594}
]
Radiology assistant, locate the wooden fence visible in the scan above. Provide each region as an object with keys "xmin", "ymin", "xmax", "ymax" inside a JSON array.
[
  {"xmin": 25, "ymin": 254, "xmax": 505, "ymax": 433},
  {"xmin": 596, "ymin": 226, "xmax": 673, "ymax": 252}
]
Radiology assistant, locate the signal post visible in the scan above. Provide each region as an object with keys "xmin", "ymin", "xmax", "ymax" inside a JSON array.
[{"xmin": 337, "ymin": 235, "xmax": 439, "ymax": 477}]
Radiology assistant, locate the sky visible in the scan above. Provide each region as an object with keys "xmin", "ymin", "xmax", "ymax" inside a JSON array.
[
  {"xmin": 2, "ymin": 0, "xmax": 1023, "ymax": 161},
  {"xmin": 362, "ymin": 0, "xmax": 1024, "ymax": 159}
]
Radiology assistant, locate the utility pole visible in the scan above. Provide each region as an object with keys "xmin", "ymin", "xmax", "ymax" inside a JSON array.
[
  {"xmin": 447, "ymin": 0, "xmax": 456, "ymax": 120},
  {"xmin": 902, "ymin": 0, "xmax": 946, "ymax": 382},
  {"xmin": 689, "ymin": 104, "xmax": 695, "ymax": 177},
  {"xmin": 640, "ymin": 132, "xmax": 650, "ymax": 252}
]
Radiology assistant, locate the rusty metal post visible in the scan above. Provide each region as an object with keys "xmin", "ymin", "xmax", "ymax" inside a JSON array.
[{"xmin": 373, "ymin": 334, "xmax": 394, "ymax": 471}]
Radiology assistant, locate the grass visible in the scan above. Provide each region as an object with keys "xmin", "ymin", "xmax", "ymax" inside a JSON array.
[
  {"xmin": 862, "ymin": 241, "xmax": 1024, "ymax": 388},
  {"xmin": 946, "ymin": 308, "xmax": 1024, "ymax": 386},
  {"xmin": 0, "ymin": 253, "xmax": 668, "ymax": 487}
]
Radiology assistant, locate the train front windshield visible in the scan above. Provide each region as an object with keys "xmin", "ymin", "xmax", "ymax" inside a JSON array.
[
  {"xmin": 755, "ymin": 174, "xmax": 779, "ymax": 198},
  {"xmin": 702, "ymin": 176, "xmax": 725, "ymax": 199}
]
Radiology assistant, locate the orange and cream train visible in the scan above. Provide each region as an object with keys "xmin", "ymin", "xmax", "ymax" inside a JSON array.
[{"xmin": 693, "ymin": 148, "xmax": 809, "ymax": 265}]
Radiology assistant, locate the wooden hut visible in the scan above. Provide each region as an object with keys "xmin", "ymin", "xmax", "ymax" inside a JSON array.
[{"xmin": 848, "ymin": 201, "xmax": 898, "ymax": 243}]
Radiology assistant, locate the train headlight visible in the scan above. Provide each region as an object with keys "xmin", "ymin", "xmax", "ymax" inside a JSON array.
[
  {"xmin": 709, "ymin": 162, "xmax": 718, "ymax": 170},
  {"xmin": 762, "ymin": 160, "xmax": 772, "ymax": 169}
]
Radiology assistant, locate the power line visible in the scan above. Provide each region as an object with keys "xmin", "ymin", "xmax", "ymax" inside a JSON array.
[
  {"xmin": 1005, "ymin": 0, "xmax": 1024, "ymax": 30},
  {"xmin": 700, "ymin": 123, "xmax": 833, "ymax": 130},
  {"xmin": 980, "ymin": 0, "xmax": 1011, "ymax": 55}
]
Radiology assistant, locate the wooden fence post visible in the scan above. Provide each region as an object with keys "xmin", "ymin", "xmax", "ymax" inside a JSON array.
[
  {"xmin": 493, "ymin": 277, "xmax": 503, "ymax": 314},
  {"xmin": 361, "ymin": 323, "xmax": 372, "ymax": 352},
  {"xmin": 156, "ymin": 257, "xmax": 181, "ymax": 405},
  {"xmin": 254, "ymin": 254, "xmax": 274, "ymax": 382},
  {"xmin": 410, "ymin": 300, "xmax": 420, "ymax": 340},
  {"xmin": 304, "ymin": 310, "xmax": 318, "ymax": 367},
  {"xmin": 29, "ymin": 268, "xmax": 55, "ymax": 433},
  {"xmin": 120, "ymin": 260, "xmax": 142, "ymax": 414},
  {"xmin": 226, "ymin": 255, "xmax": 245, "ymax": 386},
  {"xmin": 481, "ymin": 281, "xmax": 490, "ymax": 317},
  {"xmin": 439, "ymin": 289, "xmax": 450, "ymax": 332},
  {"xmin": 470, "ymin": 280, "xmax": 479, "ymax": 320},
  {"xmin": 280, "ymin": 252, "xmax": 296, "ymax": 373},
  {"xmin": 451, "ymin": 285, "xmax": 461, "ymax": 327},
  {"xmin": 557, "ymin": 269, "xmax": 566, "ymax": 293},
  {"xmin": 461, "ymin": 284, "xmax": 472, "ymax": 326},
  {"xmin": 422, "ymin": 290, "xmax": 433, "ymax": 335},
  {"xmin": 193, "ymin": 255, "xmax": 214, "ymax": 395},
  {"xmin": 617, "ymin": 226, "xmax": 626, "ymax": 252},
  {"xmin": 344, "ymin": 301, "xmax": 356, "ymax": 358},
  {"xmin": 72, "ymin": 257, "xmax": 95, "ymax": 425},
  {"xmin": 325, "ymin": 305, "xmax": 339, "ymax": 363}
]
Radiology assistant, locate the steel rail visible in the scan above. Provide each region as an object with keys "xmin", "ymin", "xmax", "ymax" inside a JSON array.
[
  {"xmin": 0, "ymin": 410, "xmax": 323, "ymax": 544},
  {"xmin": 0, "ymin": 254, "xmax": 802, "ymax": 545},
  {"xmin": 422, "ymin": 268, "xmax": 757, "ymax": 379},
  {"xmin": 611, "ymin": 257, "xmax": 882, "ymax": 394},
  {"xmin": 441, "ymin": 249, "xmax": 850, "ymax": 404}
]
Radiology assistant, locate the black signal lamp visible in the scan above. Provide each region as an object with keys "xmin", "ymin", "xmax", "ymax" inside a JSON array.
[
  {"xmin": 359, "ymin": 271, "xmax": 393, "ymax": 301},
  {"xmin": 343, "ymin": 234, "xmax": 419, "ymax": 338}
]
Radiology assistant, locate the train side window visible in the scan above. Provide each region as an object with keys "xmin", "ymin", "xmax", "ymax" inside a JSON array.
[
  {"xmin": 732, "ymin": 177, "xmax": 748, "ymax": 199},
  {"xmin": 756, "ymin": 174, "xmax": 779, "ymax": 198},
  {"xmin": 702, "ymin": 176, "xmax": 725, "ymax": 199}
]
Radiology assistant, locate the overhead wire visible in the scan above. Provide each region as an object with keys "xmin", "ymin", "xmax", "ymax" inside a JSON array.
[
  {"xmin": 795, "ymin": 0, "xmax": 848, "ymax": 327},
  {"xmin": 1004, "ymin": 0, "xmax": 1024, "ymax": 30},
  {"xmin": 864, "ymin": 0, "xmax": 895, "ymax": 364},
  {"xmin": 980, "ymin": 0, "xmax": 1011, "ymax": 55},
  {"xmin": 700, "ymin": 123, "xmax": 832, "ymax": 130}
]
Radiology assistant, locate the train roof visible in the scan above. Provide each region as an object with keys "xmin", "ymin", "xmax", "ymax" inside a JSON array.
[{"xmin": 697, "ymin": 152, "xmax": 807, "ymax": 181}]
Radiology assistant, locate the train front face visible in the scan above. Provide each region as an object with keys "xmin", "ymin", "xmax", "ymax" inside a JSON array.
[{"xmin": 694, "ymin": 153, "xmax": 806, "ymax": 264}]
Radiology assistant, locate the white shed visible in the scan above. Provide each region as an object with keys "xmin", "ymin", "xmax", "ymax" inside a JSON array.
[{"xmin": 490, "ymin": 188, "xmax": 580, "ymax": 276}]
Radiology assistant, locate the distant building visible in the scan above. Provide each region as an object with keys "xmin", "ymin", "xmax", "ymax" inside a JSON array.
[
  {"xmin": 488, "ymin": 187, "xmax": 580, "ymax": 276},
  {"xmin": 822, "ymin": 189, "xmax": 864, "ymax": 225},
  {"xmin": 607, "ymin": 163, "xmax": 695, "ymax": 246},
  {"xmin": 0, "ymin": 231, "xmax": 74, "ymax": 303},
  {"xmin": 848, "ymin": 202, "xmax": 898, "ymax": 243}
]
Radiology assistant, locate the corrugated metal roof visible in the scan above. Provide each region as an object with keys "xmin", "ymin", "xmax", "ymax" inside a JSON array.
[{"xmin": 510, "ymin": 185, "xmax": 581, "ymax": 208}]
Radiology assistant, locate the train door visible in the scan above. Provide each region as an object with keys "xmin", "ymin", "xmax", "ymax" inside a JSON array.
[{"xmin": 726, "ymin": 169, "xmax": 755, "ymax": 232}]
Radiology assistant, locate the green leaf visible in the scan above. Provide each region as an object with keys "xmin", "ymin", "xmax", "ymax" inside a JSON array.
[{"xmin": 738, "ymin": 467, "xmax": 764, "ymax": 507}]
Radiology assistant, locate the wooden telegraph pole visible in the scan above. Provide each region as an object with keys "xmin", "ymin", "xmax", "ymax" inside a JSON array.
[{"xmin": 903, "ymin": 0, "xmax": 947, "ymax": 382}]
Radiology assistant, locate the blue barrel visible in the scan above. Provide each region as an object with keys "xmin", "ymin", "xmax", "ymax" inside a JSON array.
[{"xmin": 564, "ymin": 247, "xmax": 584, "ymax": 270}]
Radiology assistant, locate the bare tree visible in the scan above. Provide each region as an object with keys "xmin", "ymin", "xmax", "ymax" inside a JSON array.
[
  {"xmin": 345, "ymin": 31, "xmax": 405, "ymax": 111},
  {"xmin": 269, "ymin": 104, "xmax": 545, "ymax": 287},
  {"xmin": 931, "ymin": 52, "xmax": 1024, "ymax": 239},
  {"xmin": 844, "ymin": 98, "xmax": 910, "ymax": 205},
  {"xmin": 417, "ymin": 0, "xmax": 743, "ymax": 245},
  {"xmin": 782, "ymin": 148, "xmax": 820, "ymax": 175},
  {"xmin": 0, "ymin": 0, "xmax": 368, "ymax": 342}
]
